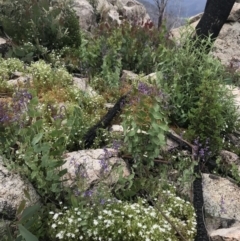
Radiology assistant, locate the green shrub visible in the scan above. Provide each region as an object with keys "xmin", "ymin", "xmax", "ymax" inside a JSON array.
[
  {"xmin": 27, "ymin": 60, "xmax": 73, "ymax": 92},
  {"xmin": 0, "ymin": 57, "xmax": 25, "ymax": 81},
  {"xmin": 122, "ymin": 78, "xmax": 169, "ymax": 167},
  {"xmin": 187, "ymin": 79, "xmax": 238, "ymax": 154},
  {"xmin": 0, "ymin": 0, "xmax": 81, "ymax": 51},
  {"xmin": 0, "ymin": 57, "xmax": 25, "ymax": 94},
  {"xmin": 76, "ymin": 21, "xmax": 169, "ymax": 82},
  {"xmin": 157, "ymin": 33, "xmax": 227, "ymax": 127},
  {"xmin": 6, "ymin": 42, "xmax": 49, "ymax": 63},
  {"xmin": 0, "ymin": 93, "xmax": 68, "ymax": 201}
]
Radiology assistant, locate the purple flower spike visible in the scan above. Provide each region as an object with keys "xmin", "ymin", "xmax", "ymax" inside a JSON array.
[
  {"xmin": 199, "ymin": 148, "xmax": 205, "ymax": 157},
  {"xmin": 138, "ymin": 82, "xmax": 152, "ymax": 95}
]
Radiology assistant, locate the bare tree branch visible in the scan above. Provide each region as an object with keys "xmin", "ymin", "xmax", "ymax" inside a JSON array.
[{"xmin": 154, "ymin": 0, "xmax": 168, "ymax": 29}]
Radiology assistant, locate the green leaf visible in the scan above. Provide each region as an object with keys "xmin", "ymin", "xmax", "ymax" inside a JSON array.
[
  {"xmin": 31, "ymin": 171, "xmax": 37, "ymax": 179},
  {"xmin": 18, "ymin": 224, "xmax": 38, "ymax": 241},
  {"xmin": 13, "ymin": 48, "xmax": 26, "ymax": 57},
  {"xmin": 153, "ymin": 104, "xmax": 160, "ymax": 112},
  {"xmin": 31, "ymin": 132, "xmax": 43, "ymax": 146},
  {"xmin": 159, "ymin": 124, "xmax": 168, "ymax": 132},
  {"xmin": 17, "ymin": 200, "xmax": 26, "ymax": 216},
  {"xmin": 71, "ymin": 195, "xmax": 78, "ymax": 207},
  {"xmin": 58, "ymin": 168, "xmax": 68, "ymax": 177},
  {"xmin": 151, "ymin": 111, "xmax": 163, "ymax": 120},
  {"xmin": 32, "ymin": 119, "xmax": 44, "ymax": 129},
  {"xmin": 23, "ymin": 189, "xmax": 31, "ymax": 202},
  {"xmin": 157, "ymin": 133, "xmax": 166, "ymax": 144},
  {"xmin": 47, "ymin": 159, "xmax": 65, "ymax": 168},
  {"xmin": 127, "ymin": 130, "xmax": 136, "ymax": 137},
  {"xmin": 50, "ymin": 129, "xmax": 64, "ymax": 138},
  {"xmin": 152, "ymin": 137, "xmax": 160, "ymax": 145},
  {"xmin": 51, "ymin": 183, "xmax": 60, "ymax": 193},
  {"xmin": 27, "ymin": 108, "xmax": 36, "ymax": 118},
  {"xmin": 19, "ymin": 204, "xmax": 41, "ymax": 223},
  {"xmin": 151, "ymin": 122, "xmax": 160, "ymax": 131},
  {"xmin": 29, "ymin": 97, "xmax": 39, "ymax": 106},
  {"xmin": 34, "ymin": 142, "xmax": 50, "ymax": 153},
  {"xmin": 50, "ymin": 8, "xmax": 61, "ymax": 18},
  {"xmin": 80, "ymin": 220, "xmax": 88, "ymax": 226},
  {"xmin": 16, "ymin": 235, "xmax": 23, "ymax": 241},
  {"xmin": 41, "ymin": 0, "xmax": 50, "ymax": 11}
]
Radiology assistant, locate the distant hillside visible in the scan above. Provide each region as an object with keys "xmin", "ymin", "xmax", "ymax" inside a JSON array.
[{"xmin": 138, "ymin": 0, "xmax": 206, "ymax": 28}]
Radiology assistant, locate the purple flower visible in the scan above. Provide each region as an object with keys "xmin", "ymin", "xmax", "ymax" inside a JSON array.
[
  {"xmin": 112, "ymin": 140, "xmax": 122, "ymax": 151},
  {"xmin": 0, "ymin": 90, "xmax": 32, "ymax": 125},
  {"xmin": 84, "ymin": 189, "xmax": 94, "ymax": 197},
  {"xmin": 199, "ymin": 148, "xmax": 205, "ymax": 157},
  {"xmin": 99, "ymin": 158, "xmax": 108, "ymax": 173},
  {"xmin": 194, "ymin": 137, "xmax": 199, "ymax": 146},
  {"xmin": 193, "ymin": 137, "xmax": 211, "ymax": 161},
  {"xmin": 138, "ymin": 82, "xmax": 153, "ymax": 95}
]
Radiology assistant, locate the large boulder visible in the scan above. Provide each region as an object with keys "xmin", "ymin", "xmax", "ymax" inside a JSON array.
[
  {"xmin": 171, "ymin": 2, "xmax": 240, "ymax": 68},
  {"xmin": 0, "ymin": 157, "xmax": 40, "ymax": 235},
  {"xmin": 210, "ymin": 225, "xmax": 240, "ymax": 241},
  {"xmin": 202, "ymin": 173, "xmax": 240, "ymax": 240},
  {"xmin": 0, "ymin": 37, "xmax": 9, "ymax": 57},
  {"xmin": 72, "ymin": 76, "xmax": 99, "ymax": 97},
  {"xmin": 203, "ymin": 174, "xmax": 240, "ymax": 221},
  {"xmin": 62, "ymin": 148, "xmax": 130, "ymax": 190},
  {"xmin": 219, "ymin": 150, "xmax": 240, "ymax": 174},
  {"xmin": 73, "ymin": 0, "xmax": 151, "ymax": 30},
  {"xmin": 72, "ymin": 0, "xmax": 96, "ymax": 31}
]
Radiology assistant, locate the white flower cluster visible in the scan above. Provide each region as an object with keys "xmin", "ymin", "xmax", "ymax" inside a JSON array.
[
  {"xmin": 49, "ymin": 191, "xmax": 196, "ymax": 241},
  {"xmin": 0, "ymin": 57, "xmax": 25, "ymax": 81},
  {"xmin": 27, "ymin": 60, "xmax": 72, "ymax": 88}
]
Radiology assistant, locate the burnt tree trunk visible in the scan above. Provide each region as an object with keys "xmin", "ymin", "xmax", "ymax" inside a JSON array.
[{"xmin": 195, "ymin": 0, "xmax": 235, "ymax": 42}]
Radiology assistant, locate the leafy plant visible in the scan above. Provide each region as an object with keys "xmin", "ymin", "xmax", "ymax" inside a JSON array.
[
  {"xmin": 187, "ymin": 78, "xmax": 238, "ymax": 154},
  {"xmin": 73, "ymin": 21, "xmax": 169, "ymax": 82},
  {"xmin": 0, "ymin": 0, "xmax": 81, "ymax": 53},
  {"xmin": 122, "ymin": 78, "xmax": 169, "ymax": 167},
  {"xmin": 27, "ymin": 60, "xmax": 73, "ymax": 93},
  {"xmin": 157, "ymin": 32, "xmax": 227, "ymax": 127},
  {"xmin": 1, "ymin": 94, "xmax": 68, "ymax": 201},
  {"xmin": 48, "ymin": 192, "xmax": 196, "ymax": 241}
]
